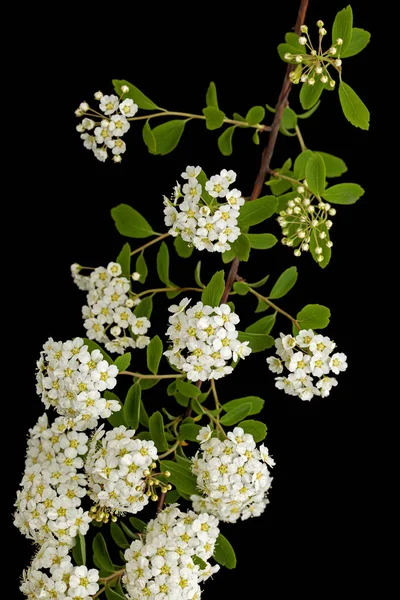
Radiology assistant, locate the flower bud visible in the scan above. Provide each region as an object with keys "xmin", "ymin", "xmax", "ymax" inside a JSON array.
[
  {"xmin": 316, "ymin": 20, "xmax": 324, "ymax": 27},
  {"xmin": 319, "ymin": 28, "xmax": 327, "ymax": 36},
  {"xmin": 321, "ymin": 76, "xmax": 328, "ymax": 83},
  {"xmin": 335, "ymin": 59, "xmax": 342, "ymax": 67},
  {"xmin": 132, "ymin": 272, "xmax": 141, "ymax": 281},
  {"xmin": 328, "ymin": 208, "xmax": 336, "ymax": 216},
  {"xmin": 121, "ymin": 85, "xmax": 130, "ymax": 93},
  {"xmin": 94, "ymin": 91, "xmax": 103, "ymax": 100},
  {"xmin": 294, "ymin": 249, "xmax": 301, "ymax": 257},
  {"xmin": 300, "ymin": 25, "xmax": 308, "ymax": 33},
  {"xmin": 336, "ymin": 38, "xmax": 343, "ymax": 45},
  {"xmin": 299, "ymin": 36, "xmax": 307, "ymax": 45},
  {"xmin": 317, "ymin": 255, "xmax": 324, "ymax": 262},
  {"xmin": 329, "ymin": 47, "xmax": 337, "ymax": 55},
  {"xmin": 308, "ymin": 78, "xmax": 315, "ymax": 86}
]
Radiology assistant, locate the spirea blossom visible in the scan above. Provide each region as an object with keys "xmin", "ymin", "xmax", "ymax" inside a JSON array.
[
  {"xmin": 71, "ymin": 263, "xmax": 151, "ymax": 354},
  {"xmin": 163, "ymin": 166, "xmax": 245, "ymax": 253},
  {"xmin": 35, "ymin": 336, "xmax": 121, "ymax": 429},
  {"xmin": 191, "ymin": 427, "xmax": 274, "ymax": 522},
  {"xmin": 267, "ymin": 329, "xmax": 347, "ymax": 400},
  {"xmin": 123, "ymin": 504, "xmax": 220, "ymax": 599},
  {"xmin": 85, "ymin": 425, "xmax": 158, "ymax": 514},
  {"xmin": 164, "ymin": 298, "xmax": 251, "ymax": 381}
]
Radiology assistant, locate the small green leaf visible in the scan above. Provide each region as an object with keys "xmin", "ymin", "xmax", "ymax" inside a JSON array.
[
  {"xmin": 317, "ymin": 152, "xmax": 348, "ymax": 178},
  {"xmin": 293, "ymin": 150, "xmax": 313, "ymax": 180},
  {"xmin": 119, "ymin": 522, "xmax": 139, "ymax": 541},
  {"xmin": 245, "ymin": 233, "xmax": 277, "ymax": 250},
  {"xmin": 193, "ymin": 555, "xmax": 207, "ymax": 570},
  {"xmin": 321, "ymin": 183, "xmax": 364, "ymax": 205},
  {"xmin": 214, "ymin": 533, "xmax": 237, "ymax": 569},
  {"xmin": 222, "ymin": 396, "xmax": 264, "ymax": 416},
  {"xmin": 255, "ymin": 298, "xmax": 269, "ymax": 313},
  {"xmin": 237, "ymin": 196, "xmax": 278, "ymax": 228},
  {"xmin": 123, "ymin": 383, "xmax": 141, "ymax": 430},
  {"xmin": 238, "ymin": 420, "xmax": 267, "ymax": 442},
  {"xmin": 252, "ymin": 130, "xmax": 260, "ymax": 145},
  {"xmin": 165, "ymin": 489, "xmax": 181, "ymax": 504},
  {"xmin": 218, "ymin": 126, "xmax": 235, "ymax": 156},
  {"xmin": 146, "ymin": 335, "xmax": 163, "ymax": 375},
  {"xmin": 139, "ymin": 399, "xmax": 149, "ymax": 428},
  {"xmin": 266, "ymin": 177, "xmax": 292, "ymax": 196},
  {"xmin": 174, "ymin": 391, "xmax": 189, "ymax": 407},
  {"xmin": 233, "ymin": 112, "xmax": 246, "ymax": 122},
  {"xmin": 201, "ymin": 270, "xmax": 225, "ymax": 307},
  {"xmin": 149, "ymin": 411, "xmax": 168, "ymax": 452},
  {"xmin": 299, "ymin": 79, "xmax": 324, "ymax": 110},
  {"xmin": 176, "ymin": 380, "xmax": 201, "ymax": 398},
  {"xmin": 245, "ymin": 313, "xmax": 276, "ymax": 335},
  {"xmin": 338, "ymin": 81, "xmax": 370, "ymax": 130},
  {"xmin": 142, "ymin": 120, "xmax": 157, "ymax": 154},
  {"xmin": 92, "ymin": 533, "xmax": 114, "ymax": 572},
  {"xmin": 152, "ymin": 120, "xmax": 186, "ymax": 155},
  {"xmin": 135, "ymin": 253, "xmax": 148, "ymax": 284},
  {"xmin": 105, "ymin": 587, "xmax": 126, "ymax": 600},
  {"xmin": 111, "ymin": 204, "xmax": 156, "ymax": 239},
  {"xmin": 269, "ymin": 266, "xmax": 298, "ymax": 299},
  {"xmin": 332, "ymin": 5, "xmax": 353, "ymax": 55},
  {"xmin": 114, "ymin": 352, "xmax": 131, "ymax": 372},
  {"xmin": 284, "ymin": 32, "xmax": 303, "ymax": 50},
  {"xmin": 306, "ymin": 152, "xmax": 326, "ymax": 196},
  {"xmin": 110, "ymin": 522, "xmax": 129, "ymax": 549},
  {"xmin": 178, "ymin": 423, "xmax": 202, "ymax": 442},
  {"xmin": 282, "ymin": 106, "xmax": 297, "ymax": 130},
  {"xmin": 72, "ymin": 533, "xmax": 86, "ymax": 566},
  {"xmin": 237, "ymin": 331, "xmax": 274, "ymax": 352},
  {"xmin": 139, "ymin": 378, "xmax": 160, "ymax": 390},
  {"xmin": 278, "ymin": 43, "xmax": 304, "ymax": 63},
  {"xmin": 134, "ymin": 296, "xmax": 153, "ymax": 319},
  {"xmin": 276, "ymin": 191, "xmax": 298, "ymax": 213},
  {"xmin": 116, "ymin": 243, "xmax": 131, "ymax": 279},
  {"xmin": 194, "ymin": 261, "xmax": 204, "ymax": 288},
  {"xmin": 160, "ymin": 460, "xmax": 198, "ymax": 496},
  {"xmin": 222, "ymin": 247, "xmax": 235, "ymax": 264},
  {"xmin": 206, "ymin": 81, "xmax": 218, "ymax": 108},
  {"xmin": 296, "ymin": 304, "xmax": 331, "ymax": 330},
  {"xmin": 230, "ymin": 234, "xmax": 251, "ymax": 262},
  {"xmin": 112, "ymin": 79, "xmax": 160, "ymax": 110},
  {"xmin": 220, "ymin": 402, "xmax": 252, "ymax": 425},
  {"xmin": 233, "ymin": 282, "xmax": 250, "ymax": 296},
  {"xmin": 245, "ymin": 106, "xmax": 265, "ymax": 126},
  {"xmin": 174, "ymin": 236, "xmax": 193, "ymax": 258},
  {"xmin": 157, "ymin": 242, "xmax": 170, "ymax": 285},
  {"xmin": 83, "ymin": 339, "xmax": 113, "ymax": 364},
  {"xmin": 341, "ymin": 28, "xmax": 371, "ymax": 58},
  {"xmin": 247, "ymin": 274, "xmax": 270, "ymax": 288},
  {"xmin": 129, "ymin": 517, "xmax": 147, "ymax": 532},
  {"xmin": 202, "ymin": 106, "xmax": 226, "ymax": 130},
  {"xmin": 310, "ymin": 223, "xmax": 331, "ymax": 269},
  {"xmin": 297, "ymin": 101, "xmax": 321, "ymax": 119}
]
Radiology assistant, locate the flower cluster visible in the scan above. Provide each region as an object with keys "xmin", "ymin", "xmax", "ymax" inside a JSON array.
[
  {"xmin": 285, "ymin": 21, "xmax": 344, "ymax": 88},
  {"xmin": 191, "ymin": 426, "xmax": 274, "ymax": 522},
  {"xmin": 163, "ymin": 165, "xmax": 244, "ymax": 253},
  {"xmin": 267, "ymin": 329, "xmax": 348, "ymax": 400},
  {"xmin": 71, "ymin": 262, "xmax": 151, "ymax": 355},
  {"xmin": 14, "ymin": 413, "xmax": 91, "ymax": 548},
  {"xmin": 20, "ymin": 553, "xmax": 99, "ymax": 600},
  {"xmin": 124, "ymin": 504, "xmax": 220, "ymax": 599},
  {"xmin": 277, "ymin": 183, "xmax": 335, "ymax": 260},
  {"xmin": 36, "ymin": 337, "xmax": 121, "ymax": 430},
  {"xmin": 76, "ymin": 86, "xmax": 136, "ymax": 163},
  {"xmin": 164, "ymin": 298, "xmax": 251, "ymax": 381},
  {"xmin": 85, "ymin": 425, "xmax": 158, "ymax": 515}
]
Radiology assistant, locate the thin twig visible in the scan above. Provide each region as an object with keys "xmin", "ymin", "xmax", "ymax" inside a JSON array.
[
  {"xmin": 119, "ymin": 371, "xmax": 184, "ymax": 380},
  {"xmin": 248, "ymin": 288, "xmax": 300, "ymax": 330},
  {"xmin": 130, "ymin": 233, "xmax": 169, "ymax": 256}
]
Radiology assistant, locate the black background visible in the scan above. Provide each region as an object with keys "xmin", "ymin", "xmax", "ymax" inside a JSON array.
[{"xmin": 9, "ymin": 1, "xmax": 378, "ymax": 597}]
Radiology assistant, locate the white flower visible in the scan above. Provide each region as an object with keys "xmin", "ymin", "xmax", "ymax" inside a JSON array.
[
  {"xmin": 99, "ymin": 94, "xmax": 119, "ymax": 115},
  {"xmin": 205, "ymin": 175, "xmax": 229, "ymax": 198},
  {"xmin": 329, "ymin": 352, "xmax": 348, "ymax": 374},
  {"xmin": 181, "ymin": 165, "xmax": 201, "ymax": 179},
  {"xmin": 267, "ymin": 356, "xmax": 283, "ymax": 374},
  {"xmin": 197, "ymin": 425, "xmax": 212, "ymax": 443},
  {"xmin": 316, "ymin": 376, "xmax": 338, "ymax": 397},
  {"xmin": 107, "ymin": 137, "xmax": 127, "ymax": 155},
  {"xmin": 259, "ymin": 444, "xmax": 275, "ymax": 467},
  {"xmin": 109, "ymin": 114, "xmax": 130, "ymax": 136},
  {"xmin": 119, "ymin": 98, "xmax": 138, "ymax": 117},
  {"xmin": 295, "ymin": 329, "xmax": 315, "ymax": 348},
  {"xmin": 107, "ymin": 262, "xmax": 122, "ymax": 277}
]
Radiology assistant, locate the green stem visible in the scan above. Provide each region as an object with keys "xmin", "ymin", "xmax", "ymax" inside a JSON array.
[
  {"xmin": 295, "ymin": 125, "xmax": 307, "ymax": 151},
  {"xmin": 158, "ymin": 441, "xmax": 180, "ymax": 459},
  {"xmin": 119, "ymin": 371, "xmax": 185, "ymax": 380},
  {"xmin": 135, "ymin": 287, "xmax": 203, "ymax": 298},
  {"xmin": 210, "ymin": 379, "xmax": 221, "ymax": 410},
  {"xmin": 248, "ymin": 288, "xmax": 300, "ymax": 330},
  {"xmin": 130, "ymin": 233, "xmax": 170, "ymax": 256},
  {"xmin": 124, "ymin": 110, "xmax": 271, "ymax": 131}
]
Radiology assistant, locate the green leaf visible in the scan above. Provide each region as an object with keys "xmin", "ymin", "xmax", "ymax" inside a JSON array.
[
  {"xmin": 92, "ymin": 533, "xmax": 114, "ymax": 572},
  {"xmin": 112, "ymin": 79, "xmax": 160, "ymax": 110},
  {"xmin": 152, "ymin": 120, "xmax": 186, "ymax": 155},
  {"xmin": 317, "ymin": 152, "xmax": 348, "ymax": 178},
  {"xmin": 174, "ymin": 391, "xmax": 189, "ymax": 407},
  {"xmin": 285, "ymin": 32, "xmax": 303, "ymax": 50},
  {"xmin": 238, "ymin": 420, "xmax": 267, "ymax": 442},
  {"xmin": 222, "ymin": 396, "xmax": 264, "ymax": 416},
  {"xmin": 139, "ymin": 378, "xmax": 160, "ymax": 390},
  {"xmin": 139, "ymin": 399, "xmax": 149, "ymax": 428},
  {"xmin": 306, "ymin": 152, "xmax": 326, "ymax": 196},
  {"xmin": 165, "ymin": 489, "xmax": 181, "ymax": 504},
  {"xmin": 160, "ymin": 460, "xmax": 198, "ymax": 496},
  {"xmin": 129, "ymin": 517, "xmax": 147, "ymax": 532},
  {"xmin": 245, "ymin": 233, "xmax": 277, "ymax": 250},
  {"xmin": 247, "ymin": 274, "xmax": 270, "ymax": 288},
  {"xmin": 296, "ymin": 304, "xmax": 331, "ymax": 330},
  {"xmin": 245, "ymin": 313, "xmax": 276, "ymax": 335},
  {"xmin": 310, "ymin": 223, "xmax": 331, "ymax": 269},
  {"xmin": 83, "ymin": 339, "xmax": 113, "ymax": 364},
  {"xmin": 114, "ymin": 352, "xmax": 131, "ymax": 372},
  {"xmin": 106, "ymin": 393, "xmax": 125, "ymax": 428},
  {"xmin": 193, "ymin": 555, "xmax": 207, "ymax": 570},
  {"xmin": 332, "ymin": 5, "xmax": 353, "ymax": 55},
  {"xmin": 111, "ymin": 204, "xmax": 156, "ymax": 239},
  {"xmin": 252, "ymin": 130, "xmax": 260, "ymax": 145},
  {"xmin": 116, "ymin": 243, "xmax": 131, "ymax": 279},
  {"xmin": 174, "ymin": 236, "xmax": 193, "ymax": 258},
  {"xmin": 135, "ymin": 253, "xmax": 148, "ymax": 284},
  {"xmin": 338, "ymin": 81, "xmax": 370, "ymax": 130},
  {"xmin": 214, "ymin": 533, "xmax": 237, "ymax": 569},
  {"xmin": 206, "ymin": 81, "xmax": 218, "ymax": 108},
  {"xmin": 233, "ymin": 282, "xmax": 250, "ymax": 296},
  {"xmin": 176, "ymin": 380, "xmax": 201, "ymax": 398},
  {"xmin": 146, "ymin": 335, "xmax": 163, "ymax": 375},
  {"xmin": 134, "ymin": 296, "xmax": 153, "ymax": 319},
  {"xmin": 157, "ymin": 242, "xmax": 170, "ymax": 285},
  {"xmin": 142, "ymin": 120, "xmax": 157, "ymax": 154},
  {"xmin": 105, "ymin": 587, "xmax": 126, "ymax": 600},
  {"xmin": 297, "ymin": 101, "xmax": 321, "ymax": 119},
  {"xmin": 341, "ymin": 28, "xmax": 371, "ymax": 58},
  {"xmin": 233, "ymin": 112, "xmax": 246, "ymax": 122},
  {"xmin": 218, "ymin": 126, "xmax": 235, "ymax": 156},
  {"xmin": 269, "ymin": 266, "xmax": 298, "ymax": 299},
  {"xmin": 299, "ymin": 79, "xmax": 324, "ymax": 110},
  {"xmin": 237, "ymin": 196, "xmax": 278, "ymax": 228},
  {"xmin": 266, "ymin": 177, "xmax": 292, "ymax": 196},
  {"xmin": 230, "ymin": 234, "xmax": 251, "ymax": 262},
  {"xmin": 276, "ymin": 191, "xmax": 298, "ymax": 213},
  {"xmin": 202, "ymin": 106, "xmax": 226, "ymax": 130},
  {"xmin": 255, "ymin": 298, "xmax": 269, "ymax": 313},
  {"xmin": 123, "ymin": 383, "xmax": 141, "ymax": 430},
  {"xmin": 72, "ymin": 533, "xmax": 86, "ymax": 566},
  {"xmin": 194, "ymin": 261, "xmax": 204, "ymax": 288},
  {"xmin": 196, "ymin": 171, "xmax": 214, "ymax": 207},
  {"xmin": 293, "ymin": 150, "xmax": 313, "ymax": 180},
  {"xmin": 278, "ymin": 43, "xmax": 303, "ymax": 63},
  {"xmin": 110, "ymin": 522, "xmax": 129, "ymax": 549},
  {"xmin": 178, "ymin": 423, "xmax": 202, "ymax": 442},
  {"xmin": 149, "ymin": 411, "xmax": 168, "ymax": 452},
  {"xmin": 237, "ymin": 331, "xmax": 274, "ymax": 352},
  {"xmin": 201, "ymin": 270, "xmax": 225, "ymax": 307},
  {"xmin": 321, "ymin": 183, "xmax": 364, "ymax": 205},
  {"xmin": 222, "ymin": 247, "xmax": 235, "ymax": 264},
  {"xmin": 220, "ymin": 402, "xmax": 252, "ymax": 425},
  {"xmin": 245, "ymin": 106, "xmax": 265, "ymax": 126},
  {"xmin": 282, "ymin": 107, "xmax": 297, "ymax": 130}
]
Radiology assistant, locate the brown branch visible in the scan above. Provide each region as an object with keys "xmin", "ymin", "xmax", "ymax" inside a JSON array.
[
  {"xmin": 221, "ymin": 0, "xmax": 309, "ymax": 304},
  {"xmin": 156, "ymin": 492, "xmax": 166, "ymax": 513}
]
